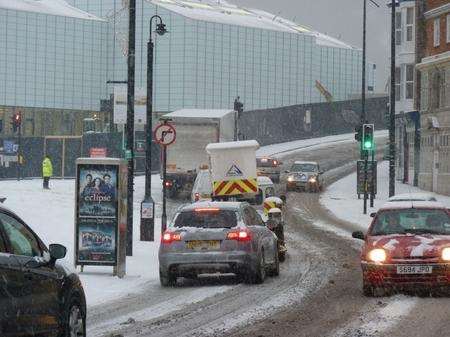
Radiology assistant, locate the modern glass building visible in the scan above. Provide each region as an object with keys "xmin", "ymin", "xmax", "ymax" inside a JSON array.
[
  {"xmin": 0, "ymin": 0, "xmax": 373, "ymax": 136},
  {"xmin": 70, "ymin": 0, "xmax": 369, "ymax": 113},
  {"xmin": 0, "ymin": 0, "xmax": 110, "ymax": 136}
]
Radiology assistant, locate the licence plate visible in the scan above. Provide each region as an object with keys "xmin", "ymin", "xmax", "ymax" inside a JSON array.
[
  {"xmin": 396, "ymin": 265, "xmax": 433, "ymax": 274},
  {"xmin": 186, "ymin": 240, "xmax": 220, "ymax": 251}
]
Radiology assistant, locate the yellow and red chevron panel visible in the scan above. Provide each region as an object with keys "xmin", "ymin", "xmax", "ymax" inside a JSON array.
[
  {"xmin": 263, "ymin": 200, "xmax": 277, "ymax": 215},
  {"xmin": 213, "ymin": 178, "xmax": 258, "ymax": 196}
]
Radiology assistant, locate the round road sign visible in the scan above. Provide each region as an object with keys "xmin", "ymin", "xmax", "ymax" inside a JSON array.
[{"xmin": 154, "ymin": 123, "xmax": 176, "ymax": 146}]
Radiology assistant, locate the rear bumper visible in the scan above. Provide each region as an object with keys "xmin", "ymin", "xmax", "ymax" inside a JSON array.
[
  {"xmin": 159, "ymin": 251, "xmax": 256, "ymax": 276},
  {"xmin": 362, "ymin": 262, "xmax": 450, "ymax": 289}
]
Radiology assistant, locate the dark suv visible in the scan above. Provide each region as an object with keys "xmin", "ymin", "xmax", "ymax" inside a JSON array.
[{"xmin": 0, "ymin": 204, "xmax": 86, "ymax": 337}]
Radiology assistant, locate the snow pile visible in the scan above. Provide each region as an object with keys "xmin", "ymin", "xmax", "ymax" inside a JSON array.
[
  {"xmin": 320, "ymin": 161, "xmax": 450, "ymax": 231},
  {"xmin": 0, "ymin": 0, "xmax": 103, "ymax": 21}
]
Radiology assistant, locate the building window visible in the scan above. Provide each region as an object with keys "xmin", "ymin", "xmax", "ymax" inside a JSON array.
[
  {"xmin": 395, "ymin": 67, "xmax": 401, "ymax": 101},
  {"xmin": 434, "ymin": 18, "xmax": 440, "ymax": 47},
  {"xmin": 395, "ymin": 12, "xmax": 402, "ymax": 46},
  {"xmin": 406, "ymin": 7, "xmax": 414, "ymax": 42},
  {"xmin": 405, "ymin": 64, "xmax": 414, "ymax": 99},
  {"xmin": 447, "ymin": 14, "xmax": 450, "ymax": 43}
]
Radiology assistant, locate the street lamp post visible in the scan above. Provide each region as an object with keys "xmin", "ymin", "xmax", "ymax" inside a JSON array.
[
  {"xmin": 140, "ymin": 15, "xmax": 168, "ymax": 242},
  {"xmin": 389, "ymin": 0, "xmax": 396, "ymax": 197}
]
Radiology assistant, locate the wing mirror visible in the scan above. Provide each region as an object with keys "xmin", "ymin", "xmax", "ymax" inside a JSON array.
[
  {"xmin": 352, "ymin": 231, "xmax": 365, "ymax": 240},
  {"xmin": 284, "ymin": 170, "xmax": 290, "ymax": 174},
  {"xmin": 49, "ymin": 244, "xmax": 67, "ymax": 261},
  {"xmin": 319, "ymin": 171, "xmax": 324, "ymax": 175},
  {"xmin": 370, "ymin": 212, "xmax": 376, "ymax": 218}
]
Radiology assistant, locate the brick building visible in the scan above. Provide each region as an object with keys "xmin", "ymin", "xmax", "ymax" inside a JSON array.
[{"xmin": 416, "ymin": 0, "xmax": 450, "ymax": 194}]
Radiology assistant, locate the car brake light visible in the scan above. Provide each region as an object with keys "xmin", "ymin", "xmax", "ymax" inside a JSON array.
[
  {"xmin": 164, "ymin": 180, "xmax": 173, "ymax": 188},
  {"xmin": 273, "ymin": 160, "xmax": 278, "ymax": 166},
  {"xmin": 227, "ymin": 230, "xmax": 251, "ymax": 242},
  {"xmin": 161, "ymin": 232, "xmax": 181, "ymax": 244},
  {"xmin": 194, "ymin": 192, "xmax": 200, "ymax": 201},
  {"xmin": 194, "ymin": 208, "xmax": 220, "ymax": 212}
]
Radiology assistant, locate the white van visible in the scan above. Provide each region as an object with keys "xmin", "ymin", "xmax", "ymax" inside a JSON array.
[{"xmin": 191, "ymin": 170, "xmax": 275, "ymax": 204}]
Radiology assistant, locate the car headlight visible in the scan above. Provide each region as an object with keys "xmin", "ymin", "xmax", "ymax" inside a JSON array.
[
  {"xmin": 287, "ymin": 176, "xmax": 294, "ymax": 182},
  {"xmin": 442, "ymin": 248, "xmax": 450, "ymax": 261},
  {"xmin": 308, "ymin": 176, "xmax": 317, "ymax": 183},
  {"xmin": 367, "ymin": 248, "xmax": 386, "ymax": 263}
]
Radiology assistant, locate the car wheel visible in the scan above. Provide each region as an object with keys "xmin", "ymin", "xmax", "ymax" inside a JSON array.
[
  {"xmin": 160, "ymin": 270, "xmax": 177, "ymax": 287},
  {"xmin": 267, "ymin": 249, "xmax": 279, "ymax": 277},
  {"xmin": 62, "ymin": 296, "xmax": 85, "ymax": 337},
  {"xmin": 251, "ymin": 250, "xmax": 266, "ymax": 284}
]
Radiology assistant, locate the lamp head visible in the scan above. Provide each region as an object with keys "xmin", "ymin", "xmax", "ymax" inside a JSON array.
[{"xmin": 155, "ymin": 23, "xmax": 168, "ymax": 36}]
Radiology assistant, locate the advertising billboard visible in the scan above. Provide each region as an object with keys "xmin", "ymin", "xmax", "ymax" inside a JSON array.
[{"xmin": 75, "ymin": 163, "xmax": 119, "ymax": 265}]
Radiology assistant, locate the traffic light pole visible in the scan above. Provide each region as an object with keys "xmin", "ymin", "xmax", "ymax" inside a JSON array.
[
  {"xmin": 370, "ymin": 149, "xmax": 375, "ymax": 207},
  {"xmin": 389, "ymin": 0, "xmax": 396, "ymax": 197},
  {"xmin": 363, "ymin": 151, "xmax": 368, "ymax": 214},
  {"xmin": 17, "ymin": 122, "xmax": 21, "ymax": 181}
]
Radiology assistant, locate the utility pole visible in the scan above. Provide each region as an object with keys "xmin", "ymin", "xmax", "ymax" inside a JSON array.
[
  {"xmin": 126, "ymin": 0, "xmax": 136, "ymax": 256},
  {"xmin": 361, "ymin": 0, "xmax": 367, "ymax": 126},
  {"xmin": 389, "ymin": 0, "xmax": 396, "ymax": 197}
]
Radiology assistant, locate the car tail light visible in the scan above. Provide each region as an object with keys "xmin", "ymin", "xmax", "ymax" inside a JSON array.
[
  {"xmin": 194, "ymin": 208, "xmax": 220, "ymax": 212},
  {"xmin": 164, "ymin": 180, "xmax": 173, "ymax": 188},
  {"xmin": 227, "ymin": 230, "xmax": 251, "ymax": 242},
  {"xmin": 161, "ymin": 231, "xmax": 181, "ymax": 244},
  {"xmin": 194, "ymin": 192, "xmax": 200, "ymax": 201},
  {"xmin": 273, "ymin": 160, "xmax": 278, "ymax": 166}
]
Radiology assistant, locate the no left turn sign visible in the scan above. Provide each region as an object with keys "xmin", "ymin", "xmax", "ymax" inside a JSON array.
[{"xmin": 154, "ymin": 123, "xmax": 176, "ymax": 146}]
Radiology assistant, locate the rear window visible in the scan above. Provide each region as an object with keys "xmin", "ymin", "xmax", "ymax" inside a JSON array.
[
  {"xmin": 257, "ymin": 158, "xmax": 274, "ymax": 167},
  {"xmin": 174, "ymin": 210, "xmax": 238, "ymax": 228}
]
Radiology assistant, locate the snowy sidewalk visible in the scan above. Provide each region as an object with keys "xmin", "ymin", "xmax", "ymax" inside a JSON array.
[{"xmin": 320, "ymin": 161, "xmax": 450, "ymax": 231}]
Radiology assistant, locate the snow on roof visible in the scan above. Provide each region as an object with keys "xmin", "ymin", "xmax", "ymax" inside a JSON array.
[
  {"xmin": 164, "ymin": 109, "xmax": 234, "ymax": 119},
  {"xmin": 183, "ymin": 201, "xmax": 242, "ymax": 210},
  {"xmin": 206, "ymin": 140, "xmax": 260, "ymax": 153},
  {"xmin": 388, "ymin": 193, "xmax": 438, "ymax": 202},
  {"xmin": 0, "ymin": 0, "xmax": 104, "ymax": 21},
  {"xmin": 293, "ymin": 161, "xmax": 318, "ymax": 165},
  {"xmin": 150, "ymin": 0, "xmax": 358, "ymax": 50},
  {"xmin": 379, "ymin": 201, "xmax": 446, "ymax": 211}
]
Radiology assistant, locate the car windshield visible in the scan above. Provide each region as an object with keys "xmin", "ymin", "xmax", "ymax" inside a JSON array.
[
  {"xmin": 290, "ymin": 163, "xmax": 317, "ymax": 172},
  {"xmin": 173, "ymin": 209, "xmax": 238, "ymax": 228},
  {"xmin": 370, "ymin": 209, "xmax": 450, "ymax": 236}
]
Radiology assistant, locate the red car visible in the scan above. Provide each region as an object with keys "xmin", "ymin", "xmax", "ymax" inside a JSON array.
[{"xmin": 352, "ymin": 201, "xmax": 450, "ymax": 296}]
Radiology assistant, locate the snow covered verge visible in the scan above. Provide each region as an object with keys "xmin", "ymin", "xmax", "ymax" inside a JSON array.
[
  {"xmin": 320, "ymin": 161, "xmax": 450, "ymax": 231},
  {"xmin": 256, "ymin": 130, "xmax": 387, "ymax": 157}
]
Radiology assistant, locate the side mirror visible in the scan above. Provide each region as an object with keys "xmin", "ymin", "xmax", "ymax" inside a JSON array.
[
  {"xmin": 370, "ymin": 212, "xmax": 376, "ymax": 218},
  {"xmin": 319, "ymin": 171, "xmax": 324, "ymax": 175},
  {"xmin": 284, "ymin": 170, "xmax": 290, "ymax": 174},
  {"xmin": 352, "ymin": 231, "xmax": 365, "ymax": 240},
  {"xmin": 49, "ymin": 244, "xmax": 67, "ymax": 261}
]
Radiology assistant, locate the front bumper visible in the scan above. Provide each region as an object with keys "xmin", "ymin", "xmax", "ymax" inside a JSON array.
[
  {"xmin": 362, "ymin": 262, "xmax": 450, "ymax": 289},
  {"xmin": 159, "ymin": 251, "xmax": 256, "ymax": 276}
]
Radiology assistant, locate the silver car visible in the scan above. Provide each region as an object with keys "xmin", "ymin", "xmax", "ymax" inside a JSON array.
[
  {"xmin": 285, "ymin": 161, "xmax": 323, "ymax": 192},
  {"xmin": 159, "ymin": 201, "xmax": 279, "ymax": 286}
]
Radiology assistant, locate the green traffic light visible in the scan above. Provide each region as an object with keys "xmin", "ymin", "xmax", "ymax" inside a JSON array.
[{"xmin": 364, "ymin": 140, "xmax": 373, "ymax": 149}]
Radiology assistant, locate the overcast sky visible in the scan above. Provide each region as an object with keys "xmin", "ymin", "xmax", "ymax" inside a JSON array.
[{"xmin": 232, "ymin": 0, "xmax": 391, "ymax": 93}]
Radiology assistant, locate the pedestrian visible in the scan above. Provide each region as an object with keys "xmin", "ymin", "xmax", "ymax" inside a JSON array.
[{"xmin": 42, "ymin": 155, "xmax": 53, "ymax": 189}]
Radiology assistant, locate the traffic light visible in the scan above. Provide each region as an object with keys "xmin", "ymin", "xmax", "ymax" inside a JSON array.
[
  {"xmin": 362, "ymin": 124, "xmax": 374, "ymax": 151},
  {"xmin": 354, "ymin": 125, "xmax": 362, "ymax": 142},
  {"xmin": 12, "ymin": 112, "xmax": 21, "ymax": 133}
]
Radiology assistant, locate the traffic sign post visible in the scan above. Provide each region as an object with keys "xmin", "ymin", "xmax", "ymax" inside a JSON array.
[{"xmin": 154, "ymin": 121, "xmax": 176, "ymax": 233}]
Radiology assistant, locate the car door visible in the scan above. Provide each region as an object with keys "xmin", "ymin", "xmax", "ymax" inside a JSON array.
[
  {"xmin": 0, "ymin": 211, "xmax": 60, "ymax": 336},
  {"xmin": 0, "ymin": 211, "xmax": 34, "ymax": 336}
]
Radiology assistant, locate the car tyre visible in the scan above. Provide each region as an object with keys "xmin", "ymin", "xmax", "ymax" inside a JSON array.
[
  {"xmin": 62, "ymin": 295, "xmax": 86, "ymax": 337},
  {"xmin": 251, "ymin": 250, "xmax": 266, "ymax": 284},
  {"xmin": 160, "ymin": 270, "xmax": 177, "ymax": 287},
  {"xmin": 363, "ymin": 283, "xmax": 385, "ymax": 297}
]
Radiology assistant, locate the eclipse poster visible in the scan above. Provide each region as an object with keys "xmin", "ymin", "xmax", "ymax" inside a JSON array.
[{"xmin": 76, "ymin": 163, "xmax": 119, "ymax": 265}]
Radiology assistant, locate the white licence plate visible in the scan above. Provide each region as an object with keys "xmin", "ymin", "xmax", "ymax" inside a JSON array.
[{"xmin": 396, "ymin": 265, "xmax": 433, "ymax": 274}]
